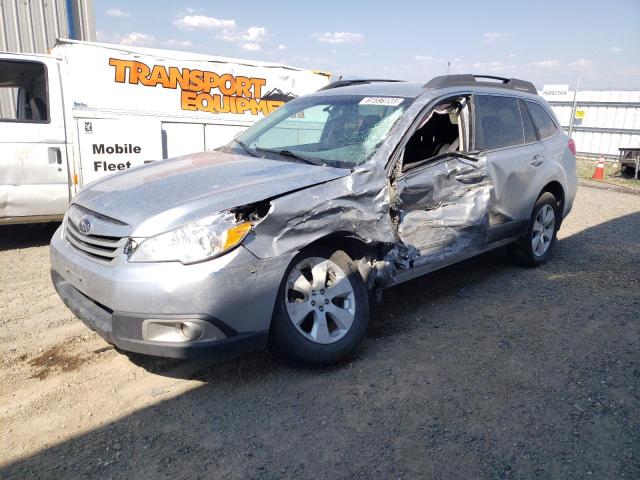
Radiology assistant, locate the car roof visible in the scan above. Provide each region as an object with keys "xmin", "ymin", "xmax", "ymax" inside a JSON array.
[
  {"xmin": 313, "ymin": 81, "xmax": 427, "ymax": 98},
  {"xmin": 312, "ymin": 76, "xmax": 542, "ymax": 101}
]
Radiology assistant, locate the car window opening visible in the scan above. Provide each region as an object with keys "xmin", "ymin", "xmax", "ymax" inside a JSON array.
[
  {"xmin": 402, "ymin": 98, "xmax": 468, "ymax": 168},
  {"xmin": 0, "ymin": 60, "xmax": 49, "ymax": 122}
]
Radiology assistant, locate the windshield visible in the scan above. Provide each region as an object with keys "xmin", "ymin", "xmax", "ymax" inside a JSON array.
[{"xmin": 227, "ymin": 94, "xmax": 412, "ymax": 168}]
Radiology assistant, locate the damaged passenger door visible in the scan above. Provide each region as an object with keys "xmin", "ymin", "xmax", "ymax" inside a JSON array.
[{"xmin": 391, "ymin": 96, "xmax": 492, "ymax": 266}]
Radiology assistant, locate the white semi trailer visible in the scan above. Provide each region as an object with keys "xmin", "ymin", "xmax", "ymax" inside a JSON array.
[{"xmin": 0, "ymin": 39, "xmax": 330, "ymax": 224}]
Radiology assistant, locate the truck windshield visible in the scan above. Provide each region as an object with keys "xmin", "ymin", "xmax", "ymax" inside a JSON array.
[{"xmin": 228, "ymin": 94, "xmax": 412, "ymax": 168}]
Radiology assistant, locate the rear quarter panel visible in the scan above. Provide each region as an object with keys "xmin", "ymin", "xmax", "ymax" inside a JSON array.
[{"xmin": 542, "ymin": 131, "xmax": 577, "ymax": 219}]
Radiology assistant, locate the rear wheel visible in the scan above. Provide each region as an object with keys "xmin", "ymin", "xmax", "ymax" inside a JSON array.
[
  {"xmin": 269, "ymin": 247, "xmax": 369, "ymax": 365},
  {"xmin": 508, "ymin": 192, "xmax": 559, "ymax": 267}
]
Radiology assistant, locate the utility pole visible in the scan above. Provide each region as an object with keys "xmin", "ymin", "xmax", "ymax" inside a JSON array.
[
  {"xmin": 447, "ymin": 62, "xmax": 451, "ymax": 74},
  {"xmin": 568, "ymin": 73, "xmax": 581, "ymax": 139}
]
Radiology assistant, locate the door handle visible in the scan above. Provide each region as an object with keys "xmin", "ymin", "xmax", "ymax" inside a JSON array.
[
  {"xmin": 48, "ymin": 147, "xmax": 62, "ymax": 165},
  {"xmin": 531, "ymin": 155, "xmax": 544, "ymax": 167}
]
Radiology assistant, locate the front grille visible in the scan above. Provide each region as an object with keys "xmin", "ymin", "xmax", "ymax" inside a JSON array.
[{"xmin": 64, "ymin": 220, "xmax": 128, "ymax": 263}]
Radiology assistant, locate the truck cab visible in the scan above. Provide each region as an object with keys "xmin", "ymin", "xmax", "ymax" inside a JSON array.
[
  {"xmin": 1, "ymin": 40, "xmax": 331, "ymax": 225},
  {"xmin": 0, "ymin": 53, "xmax": 71, "ymax": 224}
]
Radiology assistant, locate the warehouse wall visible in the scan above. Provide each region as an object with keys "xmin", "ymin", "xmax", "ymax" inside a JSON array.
[
  {"xmin": 0, "ymin": 0, "xmax": 95, "ymax": 117},
  {"xmin": 542, "ymin": 90, "xmax": 640, "ymax": 159}
]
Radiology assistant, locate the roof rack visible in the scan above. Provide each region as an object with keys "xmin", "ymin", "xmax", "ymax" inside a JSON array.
[
  {"xmin": 318, "ymin": 79, "xmax": 404, "ymax": 91},
  {"xmin": 424, "ymin": 74, "xmax": 537, "ymax": 95}
]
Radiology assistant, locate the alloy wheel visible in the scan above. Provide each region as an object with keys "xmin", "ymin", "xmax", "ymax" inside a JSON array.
[
  {"xmin": 531, "ymin": 204, "xmax": 555, "ymax": 257},
  {"xmin": 284, "ymin": 257, "xmax": 356, "ymax": 344}
]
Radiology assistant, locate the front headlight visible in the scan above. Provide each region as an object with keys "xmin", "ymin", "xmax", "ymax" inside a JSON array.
[{"xmin": 129, "ymin": 212, "xmax": 252, "ymax": 264}]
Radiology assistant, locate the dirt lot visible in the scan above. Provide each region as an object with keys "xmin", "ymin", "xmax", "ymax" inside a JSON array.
[{"xmin": 1, "ymin": 184, "xmax": 639, "ymax": 479}]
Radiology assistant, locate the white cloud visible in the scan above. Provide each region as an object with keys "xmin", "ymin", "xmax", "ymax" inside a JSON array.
[
  {"xmin": 610, "ymin": 46, "xmax": 622, "ymax": 53},
  {"xmin": 96, "ymin": 30, "xmax": 108, "ymax": 42},
  {"xmin": 244, "ymin": 26, "xmax": 267, "ymax": 42},
  {"xmin": 162, "ymin": 39, "xmax": 195, "ymax": 49},
  {"xmin": 311, "ymin": 32, "xmax": 364, "ymax": 44},
  {"xmin": 241, "ymin": 43, "xmax": 261, "ymax": 52},
  {"xmin": 569, "ymin": 58, "xmax": 594, "ymax": 68},
  {"xmin": 174, "ymin": 15, "xmax": 236, "ymax": 30},
  {"xmin": 413, "ymin": 55, "xmax": 435, "ymax": 62},
  {"xmin": 482, "ymin": 32, "xmax": 512, "ymax": 44},
  {"xmin": 217, "ymin": 26, "xmax": 268, "ymax": 51},
  {"xmin": 119, "ymin": 32, "xmax": 155, "ymax": 46},
  {"xmin": 106, "ymin": 8, "xmax": 130, "ymax": 18},
  {"xmin": 277, "ymin": 44, "xmax": 286, "ymax": 51},
  {"xmin": 532, "ymin": 59, "xmax": 561, "ymax": 68},
  {"xmin": 507, "ymin": 53, "xmax": 518, "ymax": 59}
]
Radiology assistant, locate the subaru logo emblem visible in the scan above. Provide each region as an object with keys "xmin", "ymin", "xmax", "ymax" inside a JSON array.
[{"xmin": 78, "ymin": 217, "xmax": 91, "ymax": 234}]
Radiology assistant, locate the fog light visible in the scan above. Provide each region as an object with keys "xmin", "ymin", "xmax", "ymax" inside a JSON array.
[
  {"xmin": 181, "ymin": 322, "xmax": 204, "ymax": 341},
  {"xmin": 142, "ymin": 318, "xmax": 226, "ymax": 343}
]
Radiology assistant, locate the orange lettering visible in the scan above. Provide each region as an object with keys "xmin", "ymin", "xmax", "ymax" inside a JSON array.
[
  {"xmin": 252, "ymin": 78, "xmax": 266, "ymax": 98},
  {"xmin": 236, "ymin": 97, "xmax": 251, "ymax": 114},
  {"xmin": 188, "ymin": 69, "xmax": 204, "ymax": 92},
  {"xmin": 202, "ymin": 71, "xmax": 220, "ymax": 93},
  {"xmin": 130, "ymin": 61, "xmax": 152, "ymax": 86},
  {"xmin": 109, "ymin": 58, "xmax": 134, "ymax": 83},
  {"xmin": 212, "ymin": 94, "xmax": 231, "ymax": 113},
  {"xmin": 181, "ymin": 91, "xmax": 198, "ymax": 111},
  {"xmin": 169, "ymin": 67, "xmax": 190, "ymax": 90},
  {"xmin": 236, "ymin": 76, "xmax": 252, "ymax": 97},
  {"xmin": 267, "ymin": 100, "xmax": 285, "ymax": 113},
  {"xmin": 218, "ymin": 74, "xmax": 235, "ymax": 96},
  {"xmin": 254, "ymin": 99, "xmax": 270, "ymax": 115},
  {"xmin": 149, "ymin": 65, "xmax": 170, "ymax": 87}
]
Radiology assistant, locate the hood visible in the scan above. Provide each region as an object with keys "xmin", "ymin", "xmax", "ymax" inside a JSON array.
[{"xmin": 73, "ymin": 150, "xmax": 349, "ymax": 236}]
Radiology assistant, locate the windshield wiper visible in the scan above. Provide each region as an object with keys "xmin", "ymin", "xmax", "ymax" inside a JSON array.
[
  {"xmin": 254, "ymin": 147, "xmax": 326, "ymax": 167},
  {"xmin": 231, "ymin": 139, "xmax": 258, "ymax": 157}
]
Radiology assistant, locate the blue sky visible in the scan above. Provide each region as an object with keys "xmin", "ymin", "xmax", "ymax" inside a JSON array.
[{"xmin": 96, "ymin": 0, "xmax": 640, "ymax": 89}]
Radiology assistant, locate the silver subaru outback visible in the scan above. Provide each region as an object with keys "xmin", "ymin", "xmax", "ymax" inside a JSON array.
[{"xmin": 50, "ymin": 75, "xmax": 577, "ymax": 365}]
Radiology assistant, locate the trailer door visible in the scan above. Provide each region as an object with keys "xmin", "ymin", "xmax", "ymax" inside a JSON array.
[{"xmin": 0, "ymin": 57, "xmax": 69, "ymax": 221}]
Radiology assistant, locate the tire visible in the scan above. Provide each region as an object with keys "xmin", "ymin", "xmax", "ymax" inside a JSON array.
[
  {"xmin": 620, "ymin": 165, "xmax": 635, "ymax": 177},
  {"xmin": 268, "ymin": 247, "xmax": 369, "ymax": 366},
  {"xmin": 508, "ymin": 192, "xmax": 559, "ymax": 267}
]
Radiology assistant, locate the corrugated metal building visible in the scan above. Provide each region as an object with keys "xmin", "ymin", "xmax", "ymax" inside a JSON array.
[
  {"xmin": 541, "ymin": 87, "xmax": 640, "ymax": 159},
  {"xmin": 0, "ymin": 0, "xmax": 95, "ymax": 116},
  {"xmin": 0, "ymin": 0, "xmax": 94, "ymax": 52}
]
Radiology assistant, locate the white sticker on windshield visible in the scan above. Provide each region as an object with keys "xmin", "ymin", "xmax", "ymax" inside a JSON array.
[{"xmin": 359, "ymin": 97, "xmax": 404, "ymax": 107}]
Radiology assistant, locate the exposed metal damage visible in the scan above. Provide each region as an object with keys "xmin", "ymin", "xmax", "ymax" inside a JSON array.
[
  {"xmin": 236, "ymin": 90, "xmax": 495, "ymax": 292},
  {"xmin": 239, "ymin": 156, "xmax": 494, "ymax": 291}
]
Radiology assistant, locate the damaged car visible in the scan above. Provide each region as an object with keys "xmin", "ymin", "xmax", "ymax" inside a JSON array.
[{"xmin": 50, "ymin": 74, "xmax": 577, "ymax": 365}]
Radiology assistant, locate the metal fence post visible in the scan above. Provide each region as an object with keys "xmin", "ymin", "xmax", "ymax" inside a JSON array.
[{"xmin": 568, "ymin": 74, "xmax": 581, "ymax": 139}]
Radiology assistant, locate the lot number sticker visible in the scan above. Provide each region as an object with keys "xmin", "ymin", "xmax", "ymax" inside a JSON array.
[{"xmin": 359, "ymin": 97, "xmax": 404, "ymax": 106}]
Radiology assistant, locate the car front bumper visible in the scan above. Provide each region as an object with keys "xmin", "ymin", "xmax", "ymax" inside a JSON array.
[{"xmin": 49, "ymin": 224, "xmax": 294, "ymax": 359}]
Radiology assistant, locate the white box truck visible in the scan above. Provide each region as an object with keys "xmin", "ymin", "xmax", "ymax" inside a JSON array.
[{"xmin": 0, "ymin": 39, "xmax": 330, "ymax": 224}]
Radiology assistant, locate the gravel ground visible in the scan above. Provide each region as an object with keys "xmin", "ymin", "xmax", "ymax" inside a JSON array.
[{"xmin": 1, "ymin": 184, "xmax": 639, "ymax": 479}]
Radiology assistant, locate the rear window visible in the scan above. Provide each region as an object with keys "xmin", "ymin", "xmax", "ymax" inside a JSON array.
[
  {"xmin": 526, "ymin": 101, "xmax": 557, "ymax": 139},
  {"xmin": 474, "ymin": 95, "xmax": 523, "ymax": 150}
]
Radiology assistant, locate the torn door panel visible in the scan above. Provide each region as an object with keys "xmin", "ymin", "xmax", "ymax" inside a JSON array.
[{"xmin": 393, "ymin": 158, "xmax": 493, "ymax": 266}]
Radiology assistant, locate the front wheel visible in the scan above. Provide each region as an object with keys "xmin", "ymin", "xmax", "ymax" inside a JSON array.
[
  {"xmin": 508, "ymin": 192, "xmax": 559, "ymax": 267},
  {"xmin": 268, "ymin": 248, "xmax": 369, "ymax": 365}
]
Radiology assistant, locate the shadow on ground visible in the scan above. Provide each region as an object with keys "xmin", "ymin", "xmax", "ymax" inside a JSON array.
[
  {"xmin": 0, "ymin": 222, "xmax": 60, "ymax": 252},
  {"xmin": 2, "ymin": 213, "xmax": 639, "ymax": 479}
]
